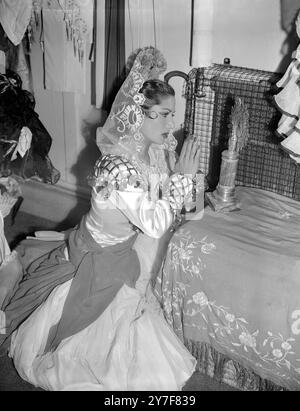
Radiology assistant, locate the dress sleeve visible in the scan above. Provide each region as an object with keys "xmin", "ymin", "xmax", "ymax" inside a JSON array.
[
  {"xmin": 166, "ymin": 173, "xmax": 194, "ymax": 212},
  {"xmin": 89, "ymin": 155, "xmax": 194, "ymax": 239}
]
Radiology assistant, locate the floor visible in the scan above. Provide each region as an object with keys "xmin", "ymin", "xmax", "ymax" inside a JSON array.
[{"xmin": 0, "ymin": 211, "xmax": 239, "ymax": 391}]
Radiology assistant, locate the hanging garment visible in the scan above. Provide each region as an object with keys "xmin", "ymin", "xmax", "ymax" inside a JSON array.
[
  {"xmin": 281, "ymin": 0, "xmax": 300, "ymax": 31},
  {"xmin": 42, "ymin": 9, "xmax": 87, "ymax": 93},
  {"xmin": 0, "ymin": 21, "xmax": 32, "ymax": 92},
  {"xmin": 31, "ymin": 0, "xmax": 94, "ymax": 93},
  {"xmin": 11, "ymin": 42, "xmax": 33, "ymax": 93},
  {"xmin": 0, "ymin": 0, "xmax": 32, "ymax": 46}
]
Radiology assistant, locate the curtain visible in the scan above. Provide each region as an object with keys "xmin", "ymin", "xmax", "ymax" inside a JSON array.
[
  {"xmin": 190, "ymin": 0, "xmax": 214, "ymax": 67},
  {"xmin": 93, "ymin": 0, "xmax": 105, "ymax": 108},
  {"xmin": 103, "ymin": 0, "xmax": 126, "ymax": 113},
  {"xmin": 125, "ymin": 0, "xmax": 163, "ymax": 56}
]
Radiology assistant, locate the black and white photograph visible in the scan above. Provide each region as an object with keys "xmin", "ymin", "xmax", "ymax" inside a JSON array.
[{"xmin": 0, "ymin": 0, "xmax": 299, "ymax": 393}]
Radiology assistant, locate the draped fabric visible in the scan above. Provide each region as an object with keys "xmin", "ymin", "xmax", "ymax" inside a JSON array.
[
  {"xmin": 30, "ymin": 0, "xmax": 95, "ymax": 60},
  {"xmin": 26, "ymin": 0, "xmax": 95, "ymax": 93},
  {"xmin": 103, "ymin": 0, "xmax": 126, "ymax": 112},
  {"xmin": 1, "ymin": 217, "xmax": 139, "ymax": 351},
  {"xmin": 0, "ymin": 22, "xmax": 32, "ymax": 92},
  {"xmin": 10, "ymin": 280, "xmax": 196, "ymax": 391},
  {"xmin": 156, "ymin": 187, "xmax": 300, "ymax": 391},
  {"xmin": 0, "ymin": 0, "xmax": 32, "ymax": 46},
  {"xmin": 190, "ymin": 0, "xmax": 214, "ymax": 67},
  {"xmin": 44, "ymin": 218, "xmax": 140, "ymax": 353},
  {"xmin": 0, "ymin": 0, "xmax": 33, "ymax": 90},
  {"xmin": 0, "ymin": 70, "xmax": 60, "ymax": 183}
]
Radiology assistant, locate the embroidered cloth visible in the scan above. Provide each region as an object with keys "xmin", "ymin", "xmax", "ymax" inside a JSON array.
[{"xmin": 156, "ymin": 186, "xmax": 300, "ymax": 391}]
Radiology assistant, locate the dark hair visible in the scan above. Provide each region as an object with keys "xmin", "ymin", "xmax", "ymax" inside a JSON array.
[{"xmin": 139, "ymin": 79, "xmax": 175, "ymax": 110}]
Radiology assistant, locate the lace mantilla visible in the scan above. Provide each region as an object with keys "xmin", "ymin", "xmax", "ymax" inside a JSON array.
[{"xmin": 97, "ymin": 47, "xmax": 175, "ymax": 161}]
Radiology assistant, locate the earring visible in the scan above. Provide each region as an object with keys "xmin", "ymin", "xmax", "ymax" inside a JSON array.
[{"xmin": 147, "ymin": 111, "xmax": 159, "ymax": 120}]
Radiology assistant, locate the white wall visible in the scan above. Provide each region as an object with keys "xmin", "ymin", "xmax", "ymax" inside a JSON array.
[{"xmin": 210, "ymin": 0, "xmax": 286, "ymax": 72}]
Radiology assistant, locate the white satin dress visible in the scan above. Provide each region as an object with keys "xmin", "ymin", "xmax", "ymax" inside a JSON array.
[{"xmin": 9, "ymin": 152, "xmax": 196, "ymax": 391}]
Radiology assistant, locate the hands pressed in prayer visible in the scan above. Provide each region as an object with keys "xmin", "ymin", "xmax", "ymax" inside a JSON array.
[{"xmin": 174, "ymin": 137, "xmax": 201, "ymax": 177}]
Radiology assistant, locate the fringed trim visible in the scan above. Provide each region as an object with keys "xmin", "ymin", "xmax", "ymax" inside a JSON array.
[{"xmin": 185, "ymin": 338, "xmax": 288, "ymax": 391}]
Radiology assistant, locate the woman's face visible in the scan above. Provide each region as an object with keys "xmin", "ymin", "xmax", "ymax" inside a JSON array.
[{"xmin": 141, "ymin": 95, "xmax": 176, "ymax": 146}]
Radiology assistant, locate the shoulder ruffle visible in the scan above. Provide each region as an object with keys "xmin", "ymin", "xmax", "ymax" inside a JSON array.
[{"xmin": 88, "ymin": 154, "xmax": 148, "ymax": 199}]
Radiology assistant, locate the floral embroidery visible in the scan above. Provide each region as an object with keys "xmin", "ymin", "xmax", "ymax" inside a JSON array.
[
  {"xmin": 201, "ymin": 242, "xmax": 216, "ymax": 254},
  {"xmin": 168, "ymin": 231, "xmax": 216, "ymax": 280},
  {"xmin": 225, "ymin": 313, "xmax": 235, "ymax": 323},
  {"xmin": 156, "ymin": 226, "xmax": 300, "ymax": 388},
  {"xmin": 238, "ymin": 332, "xmax": 257, "ymax": 349},
  {"xmin": 279, "ymin": 211, "xmax": 293, "ymax": 219}
]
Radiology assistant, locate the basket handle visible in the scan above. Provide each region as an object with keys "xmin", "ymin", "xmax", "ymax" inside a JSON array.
[{"xmin": 164, "ymin": 70, "xmax": 188, "ymax": 84}]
